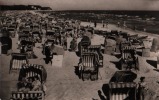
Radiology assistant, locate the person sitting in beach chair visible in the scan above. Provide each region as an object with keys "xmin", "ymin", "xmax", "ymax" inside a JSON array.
[
  {"xmin": 32, "ymin": 76, "xmax": 41, "ymax": 91},
  {"xmin": 94, "ymin": 21, "xmax": 97, "ymax": 27},
  {"xmin": 137, "ymin": 77, "xmax": 148, "ymax": 100},
  {"xmin": 70, "ymin": 37, "xmax": 77, "ymax": 51},
  {"xmin": 117, "ymin": 21, "xmax": 120, "ymax": 27},
  {"xmin": 126, "ymin": 55, "xmax": 133, "ymax": 70},
  {"xmin": 25, "ymin": 77, "xmax": 34, "ymax": 90},
  {"xmin": 63, "ymin": 36, "xmax": 67, "ymax": 50},
  {"xmin": 17, "ymin": 77, "xmax": 30, "ymax": 92},
  {"xmin": 20, "ymin": 45, "xmax": 26, "ymax": 53}
]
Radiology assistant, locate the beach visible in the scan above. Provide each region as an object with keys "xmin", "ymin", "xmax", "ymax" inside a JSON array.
[{"xmin": 1, "ymin": 11, "xmax": 159, "ymax": 100}]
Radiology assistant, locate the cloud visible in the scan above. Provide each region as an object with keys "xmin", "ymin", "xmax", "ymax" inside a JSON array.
[{"xmin": 1, "ymin": 0, "xmax": 159, "ymax": 10}]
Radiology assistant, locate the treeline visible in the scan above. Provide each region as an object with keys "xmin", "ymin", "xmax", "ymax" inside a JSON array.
[{"xmin": 0, "ymin": 5, "xmax": 52, "ymax": 10}]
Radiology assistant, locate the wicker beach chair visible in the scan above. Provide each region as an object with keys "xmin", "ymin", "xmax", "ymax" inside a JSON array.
[
  {"xmin": 120, "ymin": 45, "xmax": 139, "ymax": 70},
  {"xmin": 108, "ymin": 71, "xmax": 137, "ymax": 100},
  {"xmin": 81, "ymin": 45, "xmax": 103, "ymax": 67},
  {"xmin": 10, "ymin": 64, "xmax": 47, "ymax": 100},
  {"xmin": 79, "ymin": 52, "xmax": 100, "ymax": 81},
  {"xmin": 10, "ymin": 53, "xmax": 28, "ymax": 73}
]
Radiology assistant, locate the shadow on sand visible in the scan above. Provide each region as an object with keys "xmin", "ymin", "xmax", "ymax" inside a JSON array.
[
  {"xmin": 114, "ymin": 53, "xmax": 122, "ymax": 59},
  {"xmin": 43, "ymin": 58, "xmax": 52, "ymax": 64},
  {"xmin": 146, "ymin": 60, "xmax": 157, "ymax": 69},
  {"xmin": 98, "ymin": 90, "xmax": 107, "ymax": 100},
  {"xmin": 74, "ymin": 66, "xmax": 81, "ymax": 79},
  {"xmin": 110, "ymin": 61, "xmax": 121, "ymax": 70},
  {"xmin": 136, "ymin": 51, "xmax": 142, "ymax": 56},
  {"xmin": 102, "ymin": 84, "xmax": 109, "ymax": 100},
  {"xmin": 75, "ymin": 51, "xmax": 81, "ymax": 57}
]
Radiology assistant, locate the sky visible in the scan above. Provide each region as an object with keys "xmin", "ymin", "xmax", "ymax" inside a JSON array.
[{"xmin": 1, "ymin": 0, "xmax": 159, "ymax": 10}]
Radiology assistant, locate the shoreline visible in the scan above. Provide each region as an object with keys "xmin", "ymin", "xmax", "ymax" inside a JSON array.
[{"xmin": 81, "ymin": 21, "xmax": 159, "ymax": 39}]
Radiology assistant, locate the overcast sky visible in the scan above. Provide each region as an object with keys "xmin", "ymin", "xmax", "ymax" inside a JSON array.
[{"xmin": 1, "ymin": 0, "xmax": 159, "ymax": 10}]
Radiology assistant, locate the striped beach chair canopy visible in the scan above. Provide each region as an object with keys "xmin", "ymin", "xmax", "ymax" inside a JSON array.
[
  {"xmin": 121, "ymin": 41, "xmax": 132, "ymax": 47},
  {"xmin": 81, "ymin": 52, "xmax": 99, "ymax": 71},
  {"xmin": 80, "ymin": 36, "xmax": 91, "ymax": 47},
  {"xmin": 109, "ymin": 71, "xmax": 137, "ymax": 100},
  {"xmin": 20, "ymin": 39, "xmax": 34, "ymax": 48},
  {"xmin": 121, "ymin": 41, "xmax": 131, "ymax": 45},
  {"xmin": 81, "ymin": 45, "xmax": 102, "ymax": 56},
  {"xmin": 46, "ymin": 30, "xmax": 55, "ymax": 36},
  {"xmin": 32, "ymin": 31, "xmax": 41, "ymax": 35},
  {"xmin": 19, "ymin": 64, "xmax": 47, "ymax": 83},
  {"xmin": 10, "ymin": 53, "xmax": 28, "ymax": 72}
]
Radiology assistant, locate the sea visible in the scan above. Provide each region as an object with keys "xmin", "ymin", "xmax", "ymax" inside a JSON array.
[{"xmin": 40, "ymin": 10, "xmax": 159, "ymax": 34}]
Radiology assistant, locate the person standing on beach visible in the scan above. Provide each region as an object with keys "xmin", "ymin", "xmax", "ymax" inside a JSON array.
[
  {"xmin": 134, "ymin": 26, "xmax": 137, "ymax": 31},
  {"xmin": 63, "ymin": 36, "xmax": 67, "ymax": 50},
  {"xmin": 138, "ymin": 77, "xmax": 148, "ymax": 100},
  {"xmin": 94, "ymin": 21, "xmax": 97, "ymax": 27},
  {"xmin": 123, "ymin": 21, "xmax": 127, "ymax": 29},
  {"xmin": 102, "ymin": 20, "xmax": 105, "ymax": 28},
  {"xmin": 44, "ymin": 42, "xmax": 51, "ymax": 64},
  {"xmin": 89, "ymin": 21, "xmax": 91, "ymax": 27},
  {"xmin": 134, "ymin": 51, "xmax": 138, "ymax": 70},
  {"xmin": 0, "ymin": 42, "xmax": 2, "ymax": 55},
  {"xmin": 117, "ymin": 21, "xmax": 120, "ymax": 27},
  {"xmin": 106, "ymin": 21, "xmax": 108, "ymax": 28}
]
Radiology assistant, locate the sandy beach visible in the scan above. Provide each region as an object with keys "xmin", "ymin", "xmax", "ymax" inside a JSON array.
[{"xmin": 1, "ymin": 12, "xmax": 159, "ymax": 100}]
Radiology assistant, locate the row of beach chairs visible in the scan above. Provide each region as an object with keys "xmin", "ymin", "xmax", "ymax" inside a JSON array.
[{"xmin": 9, "ymin": 53, "xmax": 46, "ymax": 100}]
